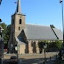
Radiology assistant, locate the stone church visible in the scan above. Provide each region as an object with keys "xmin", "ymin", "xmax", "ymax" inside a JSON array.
[{"xmin": 8, "ymin": 0, "xmax": 63, "ymax": 54}]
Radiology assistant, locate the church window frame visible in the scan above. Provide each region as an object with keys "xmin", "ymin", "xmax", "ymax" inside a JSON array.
[
  {"xmin": 18, "ymin": 27, "xmax": 20, "ymax": 30},
  {"xmin": 19, "ymin": 19, "xmax": 22, "ymax": 24}
]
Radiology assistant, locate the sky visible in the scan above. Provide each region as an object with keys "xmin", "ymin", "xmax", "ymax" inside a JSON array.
[{"xmin": 0, "ymin": 0, "xmax": 64, "ymax": 31}]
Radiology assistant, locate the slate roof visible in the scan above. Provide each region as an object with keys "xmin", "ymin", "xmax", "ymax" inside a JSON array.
[
  {"xmin": 24, "ymin": 24, "xmax": 61, "ymax": 40},
  {"xmin": 53, "ymin": 28, "xmax": 63, "ymax": 40}
]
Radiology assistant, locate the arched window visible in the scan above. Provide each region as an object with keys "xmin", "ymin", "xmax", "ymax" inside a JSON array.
[{"xmin": 19, "ymin": 19, "xmax": 22, "ymax": 24}]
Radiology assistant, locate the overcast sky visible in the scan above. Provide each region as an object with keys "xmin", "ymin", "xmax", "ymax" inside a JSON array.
[{"xmin": 0, "ymin": 0, "xmax": 64, "ymax": 30}]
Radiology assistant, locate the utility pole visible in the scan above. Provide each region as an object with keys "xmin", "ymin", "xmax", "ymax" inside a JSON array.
[{"xmin": 60, "ymin": 0, "xmax": 64, "ymax": 46}]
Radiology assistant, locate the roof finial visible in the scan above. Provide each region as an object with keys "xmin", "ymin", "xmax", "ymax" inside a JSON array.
[{"xmin": 16, "ymin": 0, "xmax": 21, "ymax": 14}]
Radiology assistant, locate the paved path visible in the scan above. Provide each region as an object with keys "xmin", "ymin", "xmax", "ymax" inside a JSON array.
[
  {"xmin": 3, "ymin": 56, "xmax": 57, "ymax": 64},
  {"xmin": 19, "ymin": 57, "xmax": 56, "ymax": 64},
  {"xmin": 3, "ymin": 59, "xmax": 56, "ymax": 64}
]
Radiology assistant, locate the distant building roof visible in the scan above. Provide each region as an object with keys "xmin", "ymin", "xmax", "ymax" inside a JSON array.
[{"xmin": 24, "ymin": 24, "xmax": 62, "ymax": 40}]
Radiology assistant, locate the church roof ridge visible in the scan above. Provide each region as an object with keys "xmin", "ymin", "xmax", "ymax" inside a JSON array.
[{"xmin": 26, "ymin": 24, "xmax": 50, "ymax": 28}]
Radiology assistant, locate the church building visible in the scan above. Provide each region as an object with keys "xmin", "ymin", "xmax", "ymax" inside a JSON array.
[{"xmin": 8, "ymin": 0, "xmax": 63, "ymax": 54}]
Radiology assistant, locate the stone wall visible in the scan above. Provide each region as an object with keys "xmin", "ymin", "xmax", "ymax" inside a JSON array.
[
  {"xmin": 28, "ymin": 40, "xmax": 33, "ymax": 54},
  {"xmin": 28, "ymin": 40, "xmax": 40, "ymax": 54},
  {"xmin": 19, "ymin": 44, "xmax": 25, "ymax": 54}
]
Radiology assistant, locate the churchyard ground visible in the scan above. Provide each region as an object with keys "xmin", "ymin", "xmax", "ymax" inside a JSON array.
[{"xmin": 3, "ymin": 52, "xmax": 58, "ymax": 64}]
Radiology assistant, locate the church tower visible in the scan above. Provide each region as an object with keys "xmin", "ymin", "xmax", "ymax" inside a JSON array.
[
  {"xmin": 12, "ymin": 0, "xmax": 25, "ymax": 37},
  {"xmin": 8, "ymin": 0, "xmax": 26, "ymax": 52}
]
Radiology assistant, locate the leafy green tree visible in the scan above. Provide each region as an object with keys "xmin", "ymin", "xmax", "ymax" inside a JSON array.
[
  {"xmin": 4, "ymin": 25, "xmax": 11, "ymax": 44},
  {"xmin": 38, "ymin": 42, "xmax": 45, "ymax": 48},
  {"xmin": 55, "ymin": 40, "xmax": 62, "ymax": 50},
  {"xmin": 0, "ymin": 23, "xmax": 11, "ymax": 49},
  {"xmin": 0, "ymin": 23, "xmax": 8, "ymax": 48},
  {"xmin": 47, "ymin": 40, "xmax": 62, "ymax": 51},
  {"xmin": 0, "ymin": 23, "xmax": 7, "ymax": 34},
  {"xmin": 38, "ymin": 41, "xmax": 46, "ymax": 53}
]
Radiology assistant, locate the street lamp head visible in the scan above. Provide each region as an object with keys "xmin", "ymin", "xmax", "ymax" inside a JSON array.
[
  {"xmin": 44, "ymin": 44, "xmax": 47, "ymax": 49},
  {"xmin": 60, "ymin": 0, "xmax": 63, "ymax": 3},
  {"xmin": 0, "ymin": 0, "xmax": 2, "ymax": 5}
]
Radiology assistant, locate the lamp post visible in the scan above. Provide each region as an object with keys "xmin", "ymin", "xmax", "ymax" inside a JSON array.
[
  {"xmin": 60, "ymin": 0, "xmax": 64, "ymax": 46},
  {"xmin": 43, "ymin": 44, "xmax": 47, "ymax": 64},
  {"xmin": 17, "ymin": 43, "xmax": 18, "ymax": 61}
]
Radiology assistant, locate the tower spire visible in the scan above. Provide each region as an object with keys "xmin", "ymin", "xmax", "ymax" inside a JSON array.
[{"xmin": 16, "ymin": 0, "xmax": 21, "ymax": 14}]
